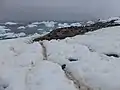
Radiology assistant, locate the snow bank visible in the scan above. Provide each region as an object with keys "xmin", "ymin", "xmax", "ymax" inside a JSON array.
[
  {"xmin": 86, "ymin": 21, "xmax": 95, "ymax": 25},
  {"xmin": 41, "ymin": 21, "xmax": 57, "ymax": 28},
  {"xmin": 71, "ymin": 26, "xmax": 120, "ymax": 55},
  {"xmin": 37, "ymin": 28, "xmax": 43, "ymax": 31},
  {"xmin": 58, "ymin": 23, "xmax": 70, "ymax": 28},
  {"xmin": 5, "ymin": 22, "xmax": 17, "ymax": 25},
  {"xmin": 44, "ymin": 26, "xmax": 120, "ymax": 90},
  {"xmin": 32, "ymin": 21, "xmax": 57, "ymax": 27},
  {"xmin": 0, "ymin": 26, "xmax": 6, "ymax": 29},
  {"xmin": 0, "ymin": 33, "xmax": 15, "ymax": 38},
  {"xmin": 0, "ymin": 38, "xmax": 42, "ymax": 67},
  {"xmin": 0, "ymin": 38, "xmax": 77, "ymax": 90},
  {"xmin": 32, "ymin": 22, "xmax": 41, "ymax": 25},
  {"xmin": 16, "ymin": 32, "xmax": 26, "ymax": 37},
  {"xmin": 0, "ymin": 26, "xmax": 11, "ymax": 33},
  {"xmin": 107, "ymin": 17, "xmax": 120, "ymax": 21},
  {"xmin": 27, "ymin": 24, "xmax": 37, "ymax": 28},
  {"xmin": 70, "ymin": 23, "xmax": 81, "ymax": 27},
  {"xmin": 17, "ymin": 26, "xmax": 26, "ymax": 29},
  {"xmin": 0, "ymin": 32, "xmax": 26, "ymax": 38},
  {"xmin": 99, "ymin": 17, "xmax": 120, "ymax": 23},
  {"xmin": 0, "ymin": 38, "xmax": 42, "ymax": 90},
  {"xmin": 98, "ymin": 19, "xmax": 107, "ymax": 23},
  {"xmin": 27, "ymin": 61, "xmax": 77, "ymax": 90}
]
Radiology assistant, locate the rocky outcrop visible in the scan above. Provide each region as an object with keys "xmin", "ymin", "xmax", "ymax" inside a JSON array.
[{"xmin": 33, "ymin": 20, "xmax": 120, "ymax": 41}]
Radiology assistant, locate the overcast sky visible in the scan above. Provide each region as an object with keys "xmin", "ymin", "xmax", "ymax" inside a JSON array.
[{"xmin": 0, "ymin": 0, "xmax": 120, "ymax": 21}]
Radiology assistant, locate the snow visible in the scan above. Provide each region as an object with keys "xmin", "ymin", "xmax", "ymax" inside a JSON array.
[
  {"xmin": 114, "ymin": 20, "xmax": 120, "ymax": 24},
  {"xmin": 16, "ymin": 32, "xmax": 26, "ymax": 37},
  {"xmin": 28, "ymin": 33, "xmax": 40, "ymax": 38},
  {"xmin": 44, "ymin": 26, "xmax": 120, "ymax": 90},
  {"xmin": 0, "ymin": 38, "xmax": 77, "ymax": 90},
  {"xmin": 0, "ymin": 32, "xmax": 26, "ymax": 39},
  {"xmin": 107, "ymin": 17, "xmax": 120, "ymax": 21},
  {"xmin": 41, "ymin": 21, "xmax": 57, "ymax": 28},
  {"xmin": 27, "ymin": 24, "xmax": 37, "ymax": 28},
  {"xmin": 99, "ymin": 17, "xmax": 120, "ymax": 23},
  {"xmin": 0, "ymin": 26, "xmax": 11, "ymax": 33},
  {"xmin": 37, "ymin": 28, "xmax": 43, "ymax": 31},
  {"xmin": 0, "ymin": 38, "xmax": 42, "ymax": 90},
  {"xmin": 17, "ymin": 26, "xmax": 26, "ymax": 29},
  {"xmin": 58, "ymin": 23, "xmax": 70, "ymax": 28},
  {"xmin": 70, "ymin": 23, "xmax": 81, "ymax": 27},
  {"xmin": 27, "ymin": 61, "xmax": 77, "ymax": 90},
  {"xmin": 1, "ymin": 26, "xmax": 120, "ymax": 90},
  {"xmin": 32, "ymin": 21, "xmax": 57, "ymax": 27},
  {"xmin": 86, "ymin": 21, "xmax": 95, "ymax": 25},
  {"xmin": 0, "ymin": 33, "xmax": 15, "ymax": 38},
  {"xmin": 32, "ymin": 22, "xmax": 41, "ymax": 25},
  {"xmin": 98, "ymin": 19, "xmax": 107, "ymax": 23},
  {"xmin": 0, "ymin": 26, "xmax": 6, "ymax": 29},
  {"xmin": 5, "ymin": 22, "xmax": 17, "ymax": 25}
]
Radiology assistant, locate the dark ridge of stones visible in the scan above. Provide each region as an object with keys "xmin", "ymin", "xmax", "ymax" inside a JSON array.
[
  {"xmin": 105, "ymin": 53, "xmax": 120, "ymax": 58},
  {"xmin": 33, "ymin": 20, "xmax": 120, "ymax": 41}
]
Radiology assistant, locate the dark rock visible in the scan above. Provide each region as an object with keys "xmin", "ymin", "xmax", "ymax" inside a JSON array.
[
  {"xmin": 61, "ymin": 64, "xmax": 66, "ymax": 70},
  {"xmin": 33, "ymin": 20, "xmax": 120, "ymax": 41},
  {"xmin": 68, "ymin": 58, "xmax": 78, "ymax": 62},
  {"xmin": 105, "ymin": 53, "xmax": 120, "ymax": 58}
]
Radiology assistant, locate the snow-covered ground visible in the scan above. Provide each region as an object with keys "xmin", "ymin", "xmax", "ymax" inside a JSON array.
[
  {"xmin": 1, "ymin": 26, "xmax": 120, "ymax": 90},
  {"xmin": 44, "ymin": 26, "xmax": 120, "ymax": 90},
  {"xmin": 0, "ymin": 38, "xmax": 77, "ymax": 90}
]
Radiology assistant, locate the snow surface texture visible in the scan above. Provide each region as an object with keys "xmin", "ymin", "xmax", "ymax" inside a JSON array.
[
  {"xmin": 0, "ymin": 38, "xmax": 77, "ymax": 90},
  {"xmin": 44, "ymin": 26, "xmax": 120, "ymax": 90}
]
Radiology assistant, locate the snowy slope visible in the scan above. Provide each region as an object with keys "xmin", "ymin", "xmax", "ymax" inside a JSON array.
[
  {"xmin": 0, "ymin": 38, "xmax": 77, "ymax": 90},
  {"xmin": 44, "ymin": 26, "xmax": 120, "ymax": 90}
]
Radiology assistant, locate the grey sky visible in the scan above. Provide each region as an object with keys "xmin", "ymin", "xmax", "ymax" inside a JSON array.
[{"xmin": 1, "ymin": 0, "xmax": 120, "ymax": 21}]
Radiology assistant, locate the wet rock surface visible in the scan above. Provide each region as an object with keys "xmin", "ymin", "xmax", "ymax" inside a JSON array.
[{"xmin": 33, "ymin": 20, "xmax": 120, "ymax": 41}]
